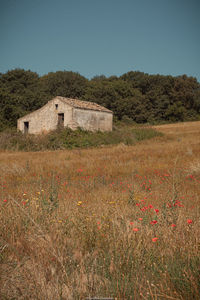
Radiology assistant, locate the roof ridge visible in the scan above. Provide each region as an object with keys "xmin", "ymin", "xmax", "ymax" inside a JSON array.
[{"xmin": 56, "ymin": 96, "xmax": 112, "ymax": 113}]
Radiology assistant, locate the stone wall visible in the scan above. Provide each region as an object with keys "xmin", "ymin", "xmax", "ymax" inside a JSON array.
[
  {"xmin": 17, "ymin": 97, "xmax": 113, "ymax": 134},
  {"xmin": 73, "ymin": 108, "xmax": 113, "ymax": 131},
  {"xmin": 17, "ymin": 99, "xmax": 73, "ymax": 134}
]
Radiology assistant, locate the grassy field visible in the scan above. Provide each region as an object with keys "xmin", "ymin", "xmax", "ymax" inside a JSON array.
[{"xmin": 0, "ymin": 121, "xmax": 200, "ymax": 299}]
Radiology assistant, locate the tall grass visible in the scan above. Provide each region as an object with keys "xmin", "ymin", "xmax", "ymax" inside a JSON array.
[{"xmin": 0, "ymin": 121, "xmax": 200, "ymax": 299}]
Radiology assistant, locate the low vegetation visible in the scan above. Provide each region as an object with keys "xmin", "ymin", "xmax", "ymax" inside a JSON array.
[
  {"xmin": 0, "ymin": 122, "xmax": 162, "ymax": 151},
  {"xmin": 0, "ymin": 121, "xmax": 200, "ymax": 299}
]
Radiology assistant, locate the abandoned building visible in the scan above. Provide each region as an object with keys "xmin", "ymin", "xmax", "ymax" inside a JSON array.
[{"xmin": 17, "ymin": 96, "xmax": 113, "ymax": 134}]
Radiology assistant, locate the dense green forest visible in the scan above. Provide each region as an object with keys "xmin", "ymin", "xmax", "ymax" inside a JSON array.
[{"xmin": 0, "ymin": 68, "xmax": 200, "ymax": 131}]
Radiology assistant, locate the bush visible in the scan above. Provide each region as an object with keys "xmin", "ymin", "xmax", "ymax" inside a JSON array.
[{"xmin": 0, "ymin": 124, "xmax": 163, "ymax": 151}]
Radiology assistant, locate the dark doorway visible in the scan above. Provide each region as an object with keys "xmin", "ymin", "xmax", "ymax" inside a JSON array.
[
  {"xmin": 58, "ymin": 113, "xmax": 64, "ymax": 128},
  {"xmin": 24, "ymin": 122, "xmax": 29, "ymax": 134}
]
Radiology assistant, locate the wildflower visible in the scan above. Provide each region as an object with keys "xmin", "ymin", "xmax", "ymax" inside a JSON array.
[
  {"xmin": 154, "ymin": 209, "xmax": 159, "ymax": 214},
  {"xmin": 187, "ymin": 219, "xmax": 193, "ymax": 224},
  {"xmin": 170, "ymin": 224, "xmax": 176, "ymax": 227},
  {"xmin": 138, "ymin": 218, "xmax": 143, "ymax": 221},
  {"xmin": 143, "ymin": 206, "xmax": 149, "ymax": 211},
  {"xmin": 133, "ymin": 228, "xmax": 139, "ymax": 232},
  {"xmin": 130, "ymin": 221, "xmax": 134, "ymax": 225},
  {"xmin": 152, "ymin": 237, "xmax": 158, "ymax": 242},
  {"xmin": 77, "ymin": 201, "xmax": 82, "ymax": 206},
  {"xmin": 150, "ymin": 220, "xmax": 158, "ymax": 225},
  {"xmin": 3, "ymin": 199, "xmax": 7, "ymax": 202}
]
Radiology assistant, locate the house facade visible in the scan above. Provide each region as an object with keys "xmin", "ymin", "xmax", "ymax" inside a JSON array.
[{"xmin": 17, "ymin": 96, "xmax": 113, "ymax": 134}]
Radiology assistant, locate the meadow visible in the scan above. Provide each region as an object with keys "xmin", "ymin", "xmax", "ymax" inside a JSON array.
[{"xmin": 0, "ymin": 121, "xmax": 200, "ymax": 299}]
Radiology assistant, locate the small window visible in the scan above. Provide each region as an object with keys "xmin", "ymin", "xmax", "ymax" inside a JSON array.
[{"xmin": 55, "ymin": 104, "xmax": 58, "ymax": 110}]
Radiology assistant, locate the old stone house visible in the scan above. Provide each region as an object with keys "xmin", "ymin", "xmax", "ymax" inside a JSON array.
[{"xmin": 17, "ymin": 96, "xmax": 113, "ymax": 134}]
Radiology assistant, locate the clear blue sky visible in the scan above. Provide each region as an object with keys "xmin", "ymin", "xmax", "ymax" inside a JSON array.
[{"xmin": 0, "ymin": 0, "xmax": 200, "ymax": 81}]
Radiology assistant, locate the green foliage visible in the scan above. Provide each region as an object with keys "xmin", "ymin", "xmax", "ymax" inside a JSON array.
[
  {"xmin": 0, "ymin": 69, "xmax": 47, "ymax": 129},
  {"xmin": 39, "ymin": 70, "xmax": 88, "ymax": 99},
  {"xmin": 132, "ymin": 127, "xmax": 162, "ymax": 141},
  {"xmin": 0, "ymin": 68, "xmax": 200, "ymax": 130},
  {"xmin": 0, "ymin": 125, "xmax": 162, "ymax": 151}
]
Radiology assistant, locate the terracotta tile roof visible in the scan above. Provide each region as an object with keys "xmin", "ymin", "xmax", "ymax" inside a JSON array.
[{"xmin": 56, "ymin": 96, "xmax": 112, "ymax": 113}]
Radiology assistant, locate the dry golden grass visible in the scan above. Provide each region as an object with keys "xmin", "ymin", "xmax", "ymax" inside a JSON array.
[{"xmin": 0, "ymin": 121, "xmax": 200, "ymax": 299}]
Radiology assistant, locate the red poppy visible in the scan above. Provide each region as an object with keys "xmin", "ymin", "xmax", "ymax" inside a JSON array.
[
  {"xmin": 150, "ymin": 220, "xmax": 158, "ymax": 224},
  {"xmin": 138, "ymin": 218, "xmax": 143, "ymax": 221},
  {"xmin": 152, "ymin": 237, "xmax": 158, "ymax": 242},
  {"xmin": 170, "ymin": 224, "xmax": 176, "ymax": 227},
  {"xmin": 187, "ymin": 219, "xmax": 193, "ymax": 224},
  {"xmin": 133, "ymin": 228, "xmax": 139, "ymax": 232},
  {"xmin": 141, "ymin": 206, "xmax": 148, "ymax": 211},
  {"xmin": 155, "ymin": 209, "xmax": 159, "ymax": 214}
]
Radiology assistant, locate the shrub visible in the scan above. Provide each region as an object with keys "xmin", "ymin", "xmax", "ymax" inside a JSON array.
[{"xmin": 0, "ymin": 124, "xmax": 162, "ymax": 151}]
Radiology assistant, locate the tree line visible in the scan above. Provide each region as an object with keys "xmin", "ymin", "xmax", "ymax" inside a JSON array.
[{"xmin": 0, "ymin": 68, "xmax": 200, "ymax": 130}]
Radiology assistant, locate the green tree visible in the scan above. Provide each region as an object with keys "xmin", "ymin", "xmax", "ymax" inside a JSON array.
[
  {"xmin": 39, "ymin": 71, "xmax": 88, "ymax": 99},
  {"xmin": 0, "ymin": 69, "xmax": 43, "ymax": 128}
]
